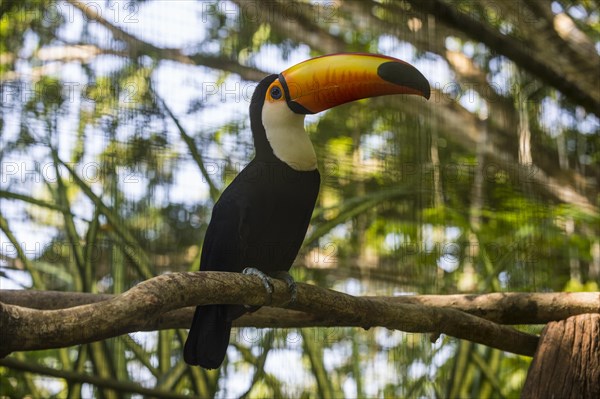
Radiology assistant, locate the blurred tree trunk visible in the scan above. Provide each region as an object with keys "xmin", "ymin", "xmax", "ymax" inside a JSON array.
[{"xmin": 521, "ymin": 314, "xmax": 600, "ymax": 399}]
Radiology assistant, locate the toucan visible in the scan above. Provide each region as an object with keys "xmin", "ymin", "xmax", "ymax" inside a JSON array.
[{"xmin": 184, "ymin": 53, "xmax": 430, "ymax": 369}]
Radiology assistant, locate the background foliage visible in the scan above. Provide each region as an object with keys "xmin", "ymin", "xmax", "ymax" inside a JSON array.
[{"xmin": 0, "ymin": 0, "xmax": 598, "ymax": 397}]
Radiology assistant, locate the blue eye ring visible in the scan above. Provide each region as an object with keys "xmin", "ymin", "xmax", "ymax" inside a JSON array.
[{"xmin": 270, "ymin": 86, "xmax": 282, "ymax": 100}]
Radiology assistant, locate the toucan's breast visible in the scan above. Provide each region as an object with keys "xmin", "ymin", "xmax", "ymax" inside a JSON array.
[{"xmin": 211, "ymin": 159, "xmax": 320, "ymax": 273}]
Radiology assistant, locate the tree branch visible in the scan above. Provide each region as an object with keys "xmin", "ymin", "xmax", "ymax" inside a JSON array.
[
  {"xmin": 0, "ymin": 272, "xmax": 549, "ymax": 358},
  {"xmin": 405, "ymin": 0, "xmax": 600, "ymax": 116},
  {"xmin": 66, "ymin": 0, "xmax": 266, "ymax": 81},
  {"xmin": 3, "ymin": 289, "xmax": 597, "ymax": 326},
  {"xmin": 0, "ymin": 357, "xmax": 192, "ymax": 399}
]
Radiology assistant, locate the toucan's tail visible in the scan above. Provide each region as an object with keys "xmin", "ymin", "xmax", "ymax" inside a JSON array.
[{"xmin": 184, "ymin": 305, "xmax": 232, "ymax": 368}]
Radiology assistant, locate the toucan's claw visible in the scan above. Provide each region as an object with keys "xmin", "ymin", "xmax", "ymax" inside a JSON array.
[
  {"xmin": 271, "ymin": 271, "xmax": 297, "ymax": 305},
  {"xmin": 242, "ymin": 267, "xmax": 274, "ymax": 306}
]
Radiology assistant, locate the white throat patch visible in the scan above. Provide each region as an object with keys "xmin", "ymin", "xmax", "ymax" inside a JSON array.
[{"xmin": 262, "ymin": 100, "xmax": 317, "ymax": 171}]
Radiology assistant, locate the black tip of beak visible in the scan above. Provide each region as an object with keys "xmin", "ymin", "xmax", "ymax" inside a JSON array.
[{"xmin": 378, "ymin": 61, "xmax": 431, "ymax": 100}]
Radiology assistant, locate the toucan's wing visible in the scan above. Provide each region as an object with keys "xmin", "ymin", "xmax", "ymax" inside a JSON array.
[
  {"xmin": 184, "ymin": 181, "xmax": 248, "ymax": 368},
  {"xmin": 199, "ymin": 184, "xmax": 247, "ymax": 273}
]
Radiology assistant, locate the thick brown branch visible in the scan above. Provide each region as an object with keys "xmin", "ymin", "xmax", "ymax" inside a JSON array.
[
  {"xmin": 2, "ymin": 290, "xmax": 598, "ymax": 326},
  {"xmin": 1, "ymin": 272, "xmax": 541, "ymax": 358},
  {"xmin": 385, "ymin": 292, "xmax": 600, "ymax": 324}
]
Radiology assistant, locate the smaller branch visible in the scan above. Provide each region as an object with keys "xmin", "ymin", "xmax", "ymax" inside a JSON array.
[
  {"xmin": 67, "ymin": 0, "xmax": 266, "ymax": 82},
  {"xmin": 186, "ymin": 53, "xmax": 267, "ymax": 82},
  {"xmin": 524, "ymin": 0, "xmax": 599, "ymax": 66},
  {"xmin": 0, "ymin": 357, "xmax": 191, "ymax": 399},
  {"xmin": 0, "ymin": 190, "xmax": 68, "ymax": 214},
  {"xmin": 67, "ymin": 0, "xmax": 172, "ymax": 60},
  {"xmin": 57, "ymin": 159, "xmax": 154, "ymax": 280},
  {"xmin": 35, "ymin": 44, "xmax": 121, "ymax": 63},
  {"xmin": 1, "ymin": 272, "xmax": 539, "ymax": 358},
  {"xmin": 0, "ymin": 213, "xmax": 45, "ymax": 289}
]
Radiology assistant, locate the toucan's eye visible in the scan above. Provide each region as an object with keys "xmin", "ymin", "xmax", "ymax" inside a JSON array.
[{"xmin": 270, "ymin": 86, "xmax": 282, "ymax": 100}]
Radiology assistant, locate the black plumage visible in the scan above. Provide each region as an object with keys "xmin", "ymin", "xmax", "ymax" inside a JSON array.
[
  {"xmin": 183, "ymin": 54, "xmax": 431, "ymax": 369},
  {"xmin": 184, "ymin": 75, "xmax": 320, "ymax": 368}
]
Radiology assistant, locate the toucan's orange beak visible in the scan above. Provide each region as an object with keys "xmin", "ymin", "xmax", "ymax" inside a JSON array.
[{"xmin": 279, "ymin": 53, "xmax": 430, "ymax": 114}]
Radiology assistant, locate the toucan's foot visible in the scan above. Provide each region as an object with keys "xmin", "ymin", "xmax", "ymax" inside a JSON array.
[
  {"xmin": 242, "ymin": 267, "xmax": 274, "ymax": 306},
  {"xmin": 271, "ymin": 271, "xmax": 297, "ymax": 304}
]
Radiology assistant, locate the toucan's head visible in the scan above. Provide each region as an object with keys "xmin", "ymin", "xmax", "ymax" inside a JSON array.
[{"xmin": 250, "ymin": 53, "xmax": 430, "ymax": 171}]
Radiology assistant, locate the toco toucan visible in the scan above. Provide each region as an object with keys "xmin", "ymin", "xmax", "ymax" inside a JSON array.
[{"xmin": 184, "ymin": 53, "xmax": 430, "ymax": 369}]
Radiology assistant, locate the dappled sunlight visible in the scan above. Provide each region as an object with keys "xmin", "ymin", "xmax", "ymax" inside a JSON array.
[{"xmin": 1, "ymin": 0, "xmax": 598, "ymax": 397}]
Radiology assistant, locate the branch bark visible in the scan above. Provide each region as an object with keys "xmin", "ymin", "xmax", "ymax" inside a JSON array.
[
  {"xmin": 0, "ymin": 272, "xmax": 544, "ymax": 358},
  {"xmin": 3, "ymin": 289, "xmax": 598, "ymax": 326},
  {"xmin": 0, "ymin": 272, "xmax": 549, "ymax": 359}
]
